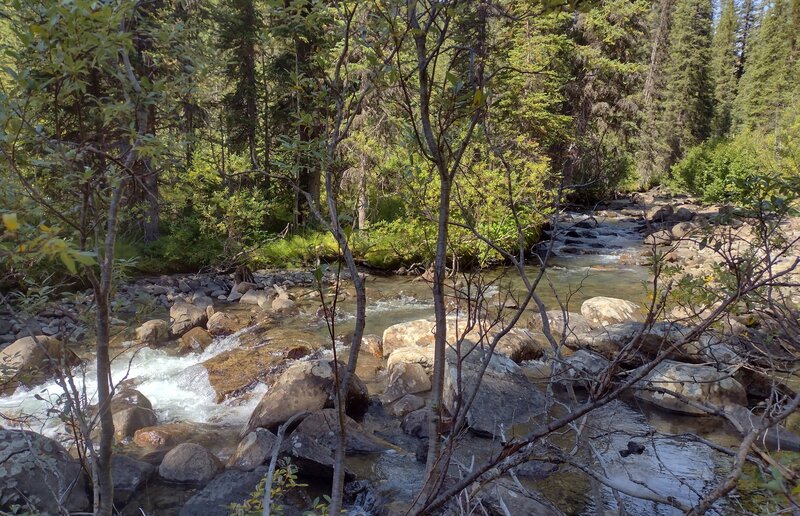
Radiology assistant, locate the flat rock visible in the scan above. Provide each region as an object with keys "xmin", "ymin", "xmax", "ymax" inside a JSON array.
[{"xmin": 581, "ymin": 297, "xmax": 643, "ymax": 329}]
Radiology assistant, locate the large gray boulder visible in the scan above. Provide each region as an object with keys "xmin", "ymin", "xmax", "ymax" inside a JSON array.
[
  {"xmin": 158, "ymin": 443, "xmax": 223, "ymax": 485},
  {"xmin": 634, "ymin": 360, "xmax": 747, "ymax": 415},
  {"xmin": 179, "ymin": 465, "xmax": 270, "ymax": 516},
  {"xmin": 0, "ymin": 429, "xmax": 90, "ymax": 514},
  {"xmin": 279, "ymin": 432, "xmax": 354, "ymax": 480},
  {"xmin": 243, "ymin": 360, "xmax": 369, "ymax": 435},
  {"xmin": 227, "ymin": 428, "xmax": 277, "ymax": 471},
  {"xmin": 381, "ymin": 362, "xmax": 431, "ymax": 403},
  {"xmin": 170, "ymin": 302, "xmax": 208, "ymax": 337},
  {"xmin": 293, "ymin": 409, "xmax": 387, "ymax": 455},
  {"xmin": 112, "ymin": 455, "xmax": 155, "ymax": 507},
  {"xmin": 443, "ymin": 348, "xmax": 546, "ymax": 438}
]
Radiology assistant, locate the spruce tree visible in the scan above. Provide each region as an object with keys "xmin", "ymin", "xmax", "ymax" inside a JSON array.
[
  {"xmin": 660, "ymin": 0, "xmax": 714, "ymax": 168},
  {"xmin": 710, "ymin": 0, "xmax": 739, "ymax": 138},
  {"xmin": 734, "ymin": 0, "xmax": 800, "ymax": 130}
]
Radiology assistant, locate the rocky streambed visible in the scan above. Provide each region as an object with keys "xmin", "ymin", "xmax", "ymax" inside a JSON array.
[{"xmin": 2, "ymin": 190, "xmax": 799, "ymax": 515}]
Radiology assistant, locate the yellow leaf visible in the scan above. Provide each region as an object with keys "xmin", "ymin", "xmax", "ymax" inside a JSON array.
[{"xmin": 2, "ymin": 213, "xmax": 19, "ymax": 232}]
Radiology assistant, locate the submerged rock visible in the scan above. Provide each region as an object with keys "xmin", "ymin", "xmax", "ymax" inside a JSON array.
[
  {"xmin": 443, "ymin": 348, "xmax": 545, "ymax": 438},
  {"xmin": 0, "ymin": 429, "xmax": 90, "ymax": 514},
  {"xmin": 243, "ymin": 359, "xmax": 369, "ymax": 435}
]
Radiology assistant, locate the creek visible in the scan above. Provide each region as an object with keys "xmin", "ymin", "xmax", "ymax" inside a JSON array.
[{"xmin": 0, "ymin": 209, "xmax": 741, "ymax": 515}]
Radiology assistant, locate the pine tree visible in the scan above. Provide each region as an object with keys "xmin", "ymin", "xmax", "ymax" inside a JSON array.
[
  {"xmin": 734, "ymin": 0, "xmax": 800, "ymax": 130},
  {"xmin": 660, "ymin": 0, "xmax": 714, "ymax": 168},
  {"xmin": 710, "ymin": 0, "xmax": 739, "ymax": 138}
]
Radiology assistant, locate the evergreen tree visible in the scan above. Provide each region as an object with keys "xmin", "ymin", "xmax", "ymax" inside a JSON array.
[
  {"xmin": 736, "ymin": 0, "xmax": 759, "ymax": 79},
  {"xmin": 660, "ymin": 0, "xmax": 714, "ymax": 169},
  {"xmin": 734, "ymin": 0, "xmax": 800, "ymax": 130},
  {"xmin": 710, "ymin": 0, "xmax": 739, "ymax": 137}
]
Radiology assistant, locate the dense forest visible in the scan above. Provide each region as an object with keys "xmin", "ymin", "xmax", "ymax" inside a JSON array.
[
  {"xmin": 1, "ymin": 0, "xmax": 798, "ymax": 277},
  {"xmin": 1, "ymin": 0, "xmax": 800, "ymax": 515}
]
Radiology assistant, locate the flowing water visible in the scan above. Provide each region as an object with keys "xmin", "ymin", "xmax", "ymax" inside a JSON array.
[{"xmin": 0, "ymin": 210, "xmax": 741, "ymax": 514}]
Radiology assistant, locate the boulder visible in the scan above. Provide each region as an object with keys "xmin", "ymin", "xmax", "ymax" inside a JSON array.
[
  {"xmin": 191, "ymin": 294, "xmax": 214, "ymax": 309},
  {"xmin": 293, "ymin": 409, "xmax": 387, "ymax": 454},
  {"xmin": 556, "ymin": 349, "xmax": 611, "ymax": 390},
  {"xmin": 243, "ymin": 359, "xmax": 369, "ymax": 435},
  {"xmin": 159, "ymin": 443, "xmax": 223, "ymax": 485},
  {"xmin": 271, "ymin": 296, "xmax": 297, "ymax": 312},
  {"xmin": 382, "ymin": 319, "xmax": 436, "ymax": 355},
  {"xmin": 670, "ymin": 206, "xmax": 695, "ymax": 222},
  {"xmin": 389, "ymin": 394, "xmax": 425, "ymax": 418},
  {"xmin": 0, "ymin": 336, "xmax": 79, "ymax": 395},
  {"xmin": 381, "ymin": 362, "xmax": 431, "ymax": 404},
  {"xmin": 170, "ymin": 302, "xmax": 208, "ymax": 337},
  {"xmin": 401, "ymin": 408, "xmax": 430, "ymax": 438},
  {"xmin": 527, "ymin": 310, "xmax": 591, "ymax": 345},
  {"xmin": 386, "ymin": 346, "xmax": 435, "ymax": 374},
  {"xmin": 233, "ymin": 282, "xmax": 258, "ymax": 295},
  {"xmin": 279, "ymin": 432, "xmax": 354, "ymax": 480},
  {"xmin": 647, "ymin": 204, "xmax": 673, "ymax": 223},
  {"xmin": 644, "ymin": 229, "xmax": 673, "ymax": 246},
  {"xmin": 133, "ymin": 422, "xmax": 224, "ymax": 448},
  {"xmin": 206, "ymin": 311, "xmax": 247, "ymax": 336},
  {"xmin": 179, "ymin": 465, "xmax": 270, "ymax": 516},
  {"xmin": 671, "ymin": 221, "xmax": 698, "ymax": 240},
  {"xmin": 111, "ymin": 389, "xmax": 157, "ymax": 441},
  {"xmin": 362, "ymin": 334, "xmax": 383, "ymax": 358},
  {"xmin": 179, "ymin": 327, "xmax": 213, "ymax": 354},
  {"xmin": 634, "ymin": 360, "xmax": 747, "ymax": 415},
  {"xmin": 492, "ymin": 328, "xmax": 545, "ymax": 363},
  {"xmin": 135, "ymin": 319, "xmax": 170, "ymax": 345},
  {"xmin": 112, "ymin": 455, "xmax": 155, "ymax": 507},
  {"xmin": 580, "ymin": 297, "xmax": 643, "ymax": 329},
  {"xmin": 239, "ymin": 289, "xmax": 271, "ymax": 307},
  {"xmin": 443, "ymin": 348, "xmax": 545, "ymax": 438},
  {"xmin": 200, "ymin": 343, "xmax": 286, "ymax": 402},
  {"xmin": 477, "ymin": 478, "xmax": 560, "ymax": 516},
  {"xmin": 0, "ymin": 429, "xmax": 90, "ymax": 514},
  {"xmin": 724, "ymin": 404, "xmax": 800, "ymax": 452},
  {"xmin": 227, "ymin": 428, "xmax": 277, "ymax": 471}
]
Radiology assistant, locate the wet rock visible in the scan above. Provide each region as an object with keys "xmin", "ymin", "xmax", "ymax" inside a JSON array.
[
  {"xmin": 170, "ymin": 302, "xmax": 208, "ymax": 337},
  {"xmin": 724, "ymin": 404, "xmax": 800, "ymax": 452},
  {"xmin": 179, "ymin": 465, "xmax": 270, "ymax": 516},
  {"xmin": 401, "ymin": 408, "xmax": 430, "ymax": 438},
  {"xmin": 227, "ymin": 428, "xmax": 277, "ymax": 471},
  {"xmin": 634, "ymin": 360, "xmax": 747, "ymax": 415},
  {"xmin": 111, "ymin": 389, "xmax": 158, "ymax": 441},
  {"xmin": 159, "ymin": 443, "xmax": 223, "ymax": 485},
  {"xmin": 381, "ymin": 362, "xmax": 431, "ymax": 404},
  {"xmin": 670, "ymin": 206, "xmax": 695, "ymax": 222},
  {"xmin": 0, "ymin": 429, "xmax": 90, "ymax": 514},
  {"xmin": 179, "ymin": 327, "xmax": 213, "ymax": 354},
  {"xmin": 389, "ymin": 394, "xmax": 425, "ymax": 418},
  {"xmin": 293, "ymin": 409, "xmax": 387, "ymax": 454},
  {"xmin": 362, "ymin": 334, "xmax": 383, "ymax": 358},
  {"xmin": 279, "ymin": 432, "xmax": 354, "ymax": 480},
  {"xmin": 476, "ymin": 478, "xmax": 560, "ymax": 516},
  {"xmin": 133, "ymin": 422, "xmax": 225, "ymax": 449},
  {"xmin": 234, "ymin": 282, "xmax": 258, "ymax": 295},
  {"xmin": 112, "ymin": 454, "xmax": 155, "ymax": 507},
  {"xmin": 671, "ymin": 221, "xmax": 698, "ymax": 240},
  {"xmin": 443, "ymin": 348, "xmax": 545, "ymax": 438},
  {"xmin": 0, "ymin": 335, "xmax": 80, "ymax": 395},
  {"xmin": 135, "ymin": 319, "xmax": 170, "ymax": 345},
  {"xmin": 493, "ymin": 328, "xmax": 545, "ymax": 363},
  {"xmin": 271, "ymin": 296, "xmax": 297, "ymax": 312},
  {"xmin": 200, "ymin": 344, "xmax": 284, "ymax": 402},
  {"xmin": 243, "ymin": 359, "xmax": 369, "ymax": 435},
  {"xmin": 239, "ymin": 289, "xmax": 271, "ymax": 307},
  {"xmin": 206, "ymin": 311, "xmax": 247, "ymax": 336},
  {"xmin": 191, "ymin": 294, "xmax": 214, "ymax": 309},
  {"xmin": 580, "ymin": 296, "xmax": 643, "ymax": 329}
]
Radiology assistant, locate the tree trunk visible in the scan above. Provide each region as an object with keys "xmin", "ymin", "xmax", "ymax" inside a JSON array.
[
  {"xmin": 93, "ymin": 292, "xmax": 115, "ymax": 515},
  {"xmin": 357, "ymin": 153, "xmax": 368, "ymax": 230}
]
